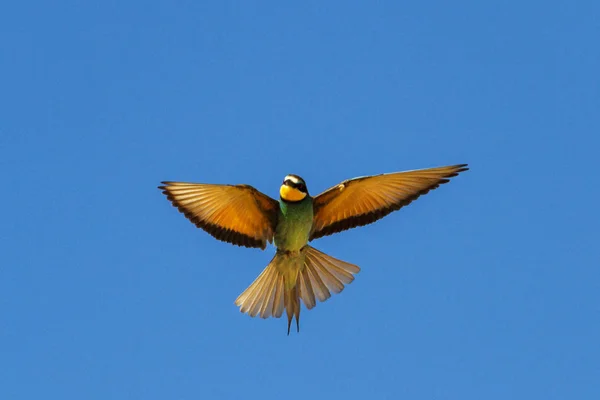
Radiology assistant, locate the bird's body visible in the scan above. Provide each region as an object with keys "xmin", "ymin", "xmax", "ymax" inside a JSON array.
[
  {"xmin": 275, "ymin": 196, "xmax": 313, "ymax": 251},
  {"xmin": 159, "ymin": 164, "xmax": 468, "ymax": 333}
]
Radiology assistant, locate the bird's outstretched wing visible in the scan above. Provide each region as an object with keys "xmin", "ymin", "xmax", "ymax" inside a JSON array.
[
  {"xmin": 310, "ymin": 164, "xmax": 468, "ymax": 240},
  {"xmin": 159, "ymin": 182, "xmax": 279, "ymax": 249}
]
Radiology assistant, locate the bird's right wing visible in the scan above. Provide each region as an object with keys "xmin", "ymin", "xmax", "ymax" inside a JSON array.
[{"xmin": 159, "ymin": 182, "xmax": 279, "ymax": 249}]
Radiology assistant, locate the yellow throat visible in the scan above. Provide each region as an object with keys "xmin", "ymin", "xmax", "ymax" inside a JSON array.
[{"xmin": 280, "ymin": 185, "xmax": 306, "ymax": 202}]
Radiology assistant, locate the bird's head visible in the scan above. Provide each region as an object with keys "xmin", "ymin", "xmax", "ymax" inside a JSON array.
[{"xmin": 280, "ymin": 174, "xmax": 308, "ymax": 202}]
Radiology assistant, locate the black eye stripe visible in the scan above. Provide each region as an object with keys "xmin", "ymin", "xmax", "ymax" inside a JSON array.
[{"xmin": 283, "ymin": 177, "xmax": 307, "ymax": 192}]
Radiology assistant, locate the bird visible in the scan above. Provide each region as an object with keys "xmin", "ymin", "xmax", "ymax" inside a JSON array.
[{"xmin": 159, "ymin": 164, "xmax": 468, "ymax": 334}]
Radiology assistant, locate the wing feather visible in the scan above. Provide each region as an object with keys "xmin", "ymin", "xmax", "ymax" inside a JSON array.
[
  {"xmin": 310, "ymin": 164, "xmax": 468, "ymax": 240},
  {"xmin": 159, "ymin": 182, "xmax": 279, "ymax": 249}
]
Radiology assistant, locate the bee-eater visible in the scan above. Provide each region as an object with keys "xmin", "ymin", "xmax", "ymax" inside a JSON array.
[{"xmin": 159, "ymin": 164, "xmax": 468, "ymax": 333}]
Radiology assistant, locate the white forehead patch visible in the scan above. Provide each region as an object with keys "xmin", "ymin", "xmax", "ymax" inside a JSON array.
[{"xmin": 284, "ymin": 175, "xmax": 302, "ymax": 185}]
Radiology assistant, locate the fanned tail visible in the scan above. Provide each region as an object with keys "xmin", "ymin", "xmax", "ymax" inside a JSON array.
[{"xmin": 234, "ymin": 246, "xmax": 360, "ymax": 334}]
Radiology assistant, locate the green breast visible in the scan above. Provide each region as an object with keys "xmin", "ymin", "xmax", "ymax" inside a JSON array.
[{"xmin": 274, "ymin": 197, "xmax": 314, "ymax": 251}]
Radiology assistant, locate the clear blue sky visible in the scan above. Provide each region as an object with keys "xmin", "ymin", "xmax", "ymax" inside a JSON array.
[{"xmin": 1, "ymin": 1, "xmax": 598, "ymax": 399}]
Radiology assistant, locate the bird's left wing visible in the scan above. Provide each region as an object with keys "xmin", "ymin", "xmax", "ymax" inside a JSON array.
[
  {"xmin": 310, "ymin": 164, "xmax": 468, "ymax": 240},
  {"xmin": 159, "ymin": 182, "xmax": 279, "ymax": 249}
]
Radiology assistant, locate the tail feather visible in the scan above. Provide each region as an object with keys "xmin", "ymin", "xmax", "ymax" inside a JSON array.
[
  {"xmin": 303, "ymin": 260, "xmax": 331, "ymax": 302},
  {"xmin": 234, "ymin": 245, "xmax": 360, "ymax": 333},
  {"xmin": 284, "ymin": 286, "xmax": 300, "ymax": 334},
  {"xmin": 301, "ymin": 246, "xmax": 359, "ymax": 304},
  {"xmin": 297, "ymin": 267, "xmax": 316, "ymax": 309},
  {"xmin": 309, "ymin": 249, "xmax": 357, "ymax": 284},
  {"xmin": 236, "ymin": 255, "xmax": 285, "ymax": 319}
]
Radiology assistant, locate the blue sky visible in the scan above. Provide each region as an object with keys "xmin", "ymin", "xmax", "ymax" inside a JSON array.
[{"xmin": 1, "ymin": 1, "xmax": 599, "ymax": 399}]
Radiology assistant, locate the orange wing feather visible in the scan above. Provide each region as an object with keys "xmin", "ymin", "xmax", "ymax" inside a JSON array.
[
  {"xmin": 310, "ymin": 164, "xmax": 468, "ymax": 240},
  {"xmin": 159, "ymin": 182, "xmax": 279, "ymax": 249}
]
